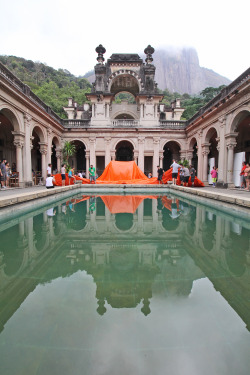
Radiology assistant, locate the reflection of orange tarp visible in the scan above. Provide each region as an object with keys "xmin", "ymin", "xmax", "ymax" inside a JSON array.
[
  {"xmin": 96, "ymin": 161, "xmax": 158, "ymax": 184},
  {"xmin": 101, "ymin": 195, "xmax": 157, "ymax": 214},
  {"xmin": 161, "ymin": 196, "xmax": 179, "ymax": 211}
]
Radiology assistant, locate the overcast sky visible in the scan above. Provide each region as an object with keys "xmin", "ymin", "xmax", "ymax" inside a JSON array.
[{"xmin": 0, "ymin": 0, "xmax": 249, "ymax": 81}]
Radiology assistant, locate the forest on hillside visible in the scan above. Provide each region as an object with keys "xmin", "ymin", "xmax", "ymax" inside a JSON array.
[{"xmin": 0, "ymin": 55, "xmax": 226, "ymax": 120}]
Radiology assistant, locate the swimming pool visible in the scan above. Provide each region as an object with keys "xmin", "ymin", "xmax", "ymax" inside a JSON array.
[{"xmin": 0, "ymin": 193, "xmax": 249, "ymax": 375}]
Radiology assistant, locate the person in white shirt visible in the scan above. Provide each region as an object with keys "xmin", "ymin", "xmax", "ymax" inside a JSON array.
[
  {"xmin": 170, "ymin": 160, "xmax": 181, "ymax": 185},
  {"xmin": 47, "ymin": 163, "xmax": 52, "ymax": 176},
  {"xmin": 78, "ymin": 172, "xmax": 83, "ymax": 178},
  {"xmin": 45, "ymin": 174, "xmax": 55, "ymax": 189}
]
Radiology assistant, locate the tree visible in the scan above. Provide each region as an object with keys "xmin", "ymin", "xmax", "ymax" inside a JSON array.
[{"xmin": 62, "ymin": 141, "xmax": 76, "ymax": 171}]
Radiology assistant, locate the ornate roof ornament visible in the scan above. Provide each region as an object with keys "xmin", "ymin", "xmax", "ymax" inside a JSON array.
[
  {"xmin": 96, "ymin": 44, "xmax": 106, "ymax": 64},
  {"xmin": 144, "ymin": 45, "xmax": 155, "ymax": 64}
]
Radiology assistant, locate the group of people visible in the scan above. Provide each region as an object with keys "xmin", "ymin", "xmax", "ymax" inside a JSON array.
[
  {"xmin": 240, "ymin": 162, "xmax": 250, "ymax": 191},
  {"xmin": 0, "ymin": 159, "xmax": 16, "ymax": 189},
  {"xmin": 156, "ymin": 160, "xmax": 196, "ymax": 187}
]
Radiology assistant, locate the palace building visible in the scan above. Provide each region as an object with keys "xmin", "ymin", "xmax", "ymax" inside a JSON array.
[{"xmin": 0, "ymin": 45, "xmax": 249, "ymax": 187}]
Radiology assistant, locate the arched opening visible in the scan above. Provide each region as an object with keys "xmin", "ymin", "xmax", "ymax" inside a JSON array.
[
  {"xmin": 163, "ymin": 141, "xmax": 181, "ymax": 170},
  {"xmin": 189, "ymin": 137, "xmax": 198, "ymax": 172},
  {"xmin": 115, "ymin": 140, "xmax": 134, "ymax": 161},
  {"xmin": 114, "ymin": 113, "xmax": 135, "ymax": 119},
  {"xmin": 31, "ymin": 126, "xmax": 45, "ymax": 184},
  {"xmin": 0, "ymin": 111, "xmax": 16, "ymax": 174},
  {"xmin": 115, "ymin": 213, "xmax": 133, "ymax": 231},
  {"xmin": 51, "ymin": 136, "xmax": 60, "ymax": 173},
  {"xmin": 110, "ymin": 75, "xmax": 139, "ymax": 97},
  {"xmin": 33, "ymin": 213, "xmax": 47, "ymax": 251},
  {"xmin": 234, "ymin": 111, "xmax": 250, "ymax": 164},
  {"xmin": 201, "ymin": 212, "xmax": 216, "ymax": 251},
  {"xmin": 206, "ymin": 128, "xmax": 218, "ymax": 166},
  {"xmin": 112, "ymin": 91, "xmax": 138, "ymax": 120},
  {"xmin": 68, "ymin": 140, "xmax": 86, "ymax": 173}
]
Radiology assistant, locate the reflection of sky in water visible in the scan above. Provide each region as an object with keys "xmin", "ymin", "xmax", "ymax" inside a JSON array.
[{"xmin": 0, "ymin": 194, "xmax": 250, "ymax": 375}]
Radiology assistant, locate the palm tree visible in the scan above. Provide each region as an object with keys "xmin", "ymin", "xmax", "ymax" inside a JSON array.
[{"xmin": 62, "ymin": 141, "xmax": 76, "ymax": 171}]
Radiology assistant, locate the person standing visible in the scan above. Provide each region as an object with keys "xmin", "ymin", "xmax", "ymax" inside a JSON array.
[
  {"xmin": 157, "ymin": 166, "xmax": 164, "ymax": 184},
  {"xmin": 183, "ymin": 166, "xmax": 190, "ymax": 186},
  {"xmin": 210, "ymin": 166, "xmax": 217, "ymax": 187},
  {"xmin": 6, "ymin": 162, "xmax": 11, "ymax": 187},
  {"xmin": 244, "ymin": 163, "xmax": 250, "ymax": 191},
  {"xmin": 189, "ymin": 165, "xmax": 196, "ymax": 187},
  {"xmin": 240, "ymin": 162, "xmax": 246, "ymax": 189},
  {"xmin": 89, "ymin": 165, "xmax": 96, "ymax": 184},
  {"xmin": 179, "ymin": 164, "xmax": 184, "ymax": 186},
  {"xmin": 68, "ymin": 167, "xmax": 76, "ymax": 184},
  {"xmin": 47, "ymin": 163, "xmax": 52, "ymax": 176},
  {"xmin": 0, "ymin": 159, "xmax": 7, "ymax": 189},
  {"xmin": 170, "ymin": 160, "xmax": 181, "ymax": 185},
  {"xmin": 61, "ymin": 164, "xmax": 66, "ymax": 186}
]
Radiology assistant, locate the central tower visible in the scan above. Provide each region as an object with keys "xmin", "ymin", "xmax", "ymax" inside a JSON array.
[{"xmin": 86, "ymin": 45, "xmax": 163, "ymax": 127}]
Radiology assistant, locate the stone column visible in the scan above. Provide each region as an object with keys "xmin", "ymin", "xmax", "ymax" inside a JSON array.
[
  {"xmin": 104, "ymin": 137, "xmax": 111, "ymax": 166},
  {"xmin": 89, "ymin": 137, "xmax": 96, "ymax": 166},
  {"xmin": 153, "ymin": 137, "xmax": 160, "ymax": 177},
  {"xmin": 111, "ymin": 151, "xmax": 115, "ymax": 161},
  {"xmin": 85, "ymin": 151, "xmax": 90, "ymax": 177},
  {"xmin": 180, "ymin": 151, "xmax": 186, "ymax": 162},
  {"xmin": 39, "ymin": 143, "xmax": 48, "ymax": 182},
  {"xmin": 187, "ymin": 151, "xmax": 193, "ymax": 167},
  {"xmin": 23, "ymin": 114, "xmax": 32, "ymax": 185},
  {"xmin": 201, "ymin": 144, "xmax": 210, "ymax": 182},
  {"xmin": 13, "ymin": 133, "xmax": 25, "ymax": 186},
  {"xmin": 47, "ymin": 128, "xmax": 52, "ymax": 165},
  {"xmin": 134, "ymin": 151, "xmax": 139, "ymax": 165},
  {"xmin": 197, "ymin": 130, "xmax": 203, "ymax": 179},
  {"xmin": 159, "ymin": 152, "xmax": 163, "ymax": 169},
  {"xmin": 138, "ymin": 137, "xmax": 145, "ymax": 172},
  {"xmin": 226, "ymin": 139, "xmax": 237, "ymax": 186},
  {"xmin": 217, "ymin": 117, "xmax": 226, "ymax": 184},
  {"xmin": 56, "ymin": 149, "xmax": 62, "ymax": 172}
]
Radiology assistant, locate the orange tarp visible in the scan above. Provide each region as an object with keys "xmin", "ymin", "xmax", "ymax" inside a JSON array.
[
  {"xmin": 53, "ymin": 161, "xmax": 204, "ymax": 187},
  {"xmin": 96, "ymin": 161, "xmax": 158, "ymax": 184}
]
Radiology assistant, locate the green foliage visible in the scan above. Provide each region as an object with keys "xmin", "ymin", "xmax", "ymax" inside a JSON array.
[
  {"xmin": 0, "ymin": 55, "xmax": 227, "ymax": 121},
  {"xmin": 114, "ymin": 92, "xmax": 136, "ymax": 104},
  {"xmin": 178, "ymin": 159, "xmax": 189, "ymax": 167},
  {"xmin": 62, "ymin": 141, "xmax": 76, "ymax": 169},
  {"xmin": 0, "ymin": 55, "xmax": 91, "ymax": 118},
  {"xmin": 159, "ymin": 84, "xmax": 226, "ymax": 120}
]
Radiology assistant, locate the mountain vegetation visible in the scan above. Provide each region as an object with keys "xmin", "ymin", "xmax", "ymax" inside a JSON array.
[
  {"xmin": 0, "ymin": 55, "xmax": 91, "ymax": 118},
  {"xmin": 0, "ymin": 55, "xmax": 227, "ymax": 120}
]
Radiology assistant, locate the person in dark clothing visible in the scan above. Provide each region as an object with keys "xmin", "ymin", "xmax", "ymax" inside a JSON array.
[{"xmin": 157, "ymin": 166, "xmax": 164, "ymax": 184}]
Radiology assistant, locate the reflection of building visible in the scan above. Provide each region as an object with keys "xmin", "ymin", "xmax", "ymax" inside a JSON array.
[
  {"xmin": 0, "ymin": 46, "xmax": 249, "ymax": 186},
  {"xmin": 0, "ymin": 195, "xmax": 249, "ymax": 329}
]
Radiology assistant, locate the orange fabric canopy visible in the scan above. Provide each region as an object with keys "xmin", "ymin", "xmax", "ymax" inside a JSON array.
[
  {"xmin": 53, "ymin": 161, "xmax": 204, "ymax": 187},
  {"xmin": 96, "ymin": 161, "xmax": 158, "ymax": 184}
]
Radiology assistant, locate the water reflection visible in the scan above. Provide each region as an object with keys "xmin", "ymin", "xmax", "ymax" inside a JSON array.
[{"xmin": 0, "ymin": 194, "xmax": 250, "ymax": 330}]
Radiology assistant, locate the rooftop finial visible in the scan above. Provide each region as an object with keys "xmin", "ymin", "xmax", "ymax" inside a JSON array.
[
  {"xmin": 95, "ymin": 44, "xmax": 106, "ymax": 64},
  {"xmin": 144, "ymin": 45, "xmax": 154, "ymax": 64}
]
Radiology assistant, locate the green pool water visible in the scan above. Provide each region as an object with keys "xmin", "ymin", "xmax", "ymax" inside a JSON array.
[{"xmin": 0, "ymin": 194, "xmax": 250, "ymax": 375}]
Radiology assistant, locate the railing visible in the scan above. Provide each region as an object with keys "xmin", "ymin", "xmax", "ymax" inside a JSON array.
[
  {"xmin": 61, "ymin": 119, "xmax": 91, "ymax": 128},
  {"xmin": 112, "ymin": 119, "xmax": 139, "ymax": 127},
  {"xmin": 159, "ymin": 120, "xmax": 187, "ymax": 129},
  {"xmin": 0, "ymin": 62, "xmax": 62, "ymax": 123}
]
